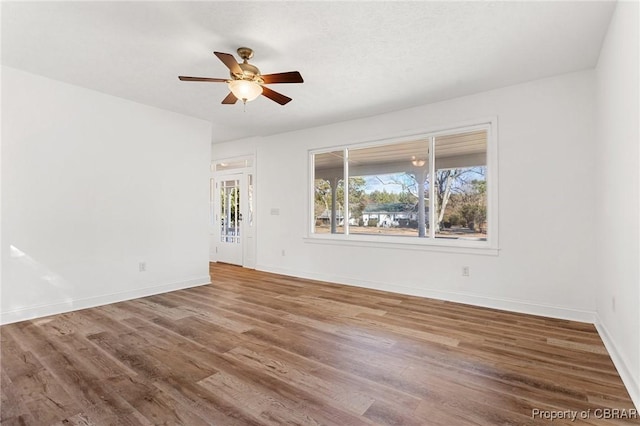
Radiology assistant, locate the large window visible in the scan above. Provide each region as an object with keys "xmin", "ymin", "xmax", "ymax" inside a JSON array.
[{"xmin": 311, "ymin": 122, "xmax": 495, "ymax": 248}]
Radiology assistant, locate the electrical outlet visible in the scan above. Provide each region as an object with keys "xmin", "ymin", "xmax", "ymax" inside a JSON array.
[
  {"xmin": 139, "ymin": 262, "xmax": 146, "ymax": 272},
  {"xmin": 281, "ymin": 249, "xmax": 286, "ymax": 256},
  {"xmin": 462, "ymin": 266, "xmax": 470, "ymax": 277}
]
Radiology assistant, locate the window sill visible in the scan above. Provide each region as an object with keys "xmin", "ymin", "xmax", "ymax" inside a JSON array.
[{"xmin": 303, "ymin": 234, "xmax": 499, "ymax": 256}]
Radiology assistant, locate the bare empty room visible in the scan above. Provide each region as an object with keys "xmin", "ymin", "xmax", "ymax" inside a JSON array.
[{"xmin": 1, "ymin": 1, "xmax": 639, "ymax": 425}]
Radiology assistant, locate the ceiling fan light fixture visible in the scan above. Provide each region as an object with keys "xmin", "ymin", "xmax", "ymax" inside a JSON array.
[
  {"xmin": 411, "ymin": 156, "xmax": 426, "ymax": 167},
  {"xmin": 228, "ymin": 80, "xmax": 262, "ymax": 103}
]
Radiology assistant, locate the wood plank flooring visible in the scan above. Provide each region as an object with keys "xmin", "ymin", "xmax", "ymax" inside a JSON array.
[{"xmin": 1, "ymin": 263, "xmax": 638, "ymax": 425}]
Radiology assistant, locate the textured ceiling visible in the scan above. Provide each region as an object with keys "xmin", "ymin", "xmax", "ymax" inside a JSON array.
[{"xmin": 2, "ymin": 1, "xmax": 615, "ymax": 143}]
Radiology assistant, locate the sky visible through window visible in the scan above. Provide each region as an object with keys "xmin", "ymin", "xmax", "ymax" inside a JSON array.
[{"xmin": 363, "ymin": 169, "xmax": 486, "ymax": 194}]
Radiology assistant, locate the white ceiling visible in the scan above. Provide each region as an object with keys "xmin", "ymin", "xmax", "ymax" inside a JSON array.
[{"xmin": 2, "ymin": 1, "xmax": 615, "ymax": 143}]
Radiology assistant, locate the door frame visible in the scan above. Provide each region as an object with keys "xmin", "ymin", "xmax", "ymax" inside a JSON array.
[{"xmin": 210, "ymin": 155, "xmax": 256, "ymax": 268}]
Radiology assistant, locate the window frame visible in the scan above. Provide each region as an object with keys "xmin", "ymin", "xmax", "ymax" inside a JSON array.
[{"xmin": 307, "ymin": 118, "xmax": 499, "ymax": 254}]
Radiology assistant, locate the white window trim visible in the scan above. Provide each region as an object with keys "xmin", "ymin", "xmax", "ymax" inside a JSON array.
[{"xmin": 307, "ymin": 117, "xmax": 499, "ymax": 254}]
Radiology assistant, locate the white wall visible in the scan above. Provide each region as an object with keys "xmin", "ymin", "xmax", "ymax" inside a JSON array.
[
  {"xmin": 1, "ymin": 66, "xmax": 212, "ymax": 324},
  {"xmin": 595, "ymin": 2, "xmax": 639, "ymax": 408},
  {"xmin": 213, "ymin": 69, "xmax": 598, "ymax": 322}
]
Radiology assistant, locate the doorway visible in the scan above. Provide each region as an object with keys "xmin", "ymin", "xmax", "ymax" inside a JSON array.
[{"xmin": 211, "ymin": 157, "xmax": 255, "ymax": 267}]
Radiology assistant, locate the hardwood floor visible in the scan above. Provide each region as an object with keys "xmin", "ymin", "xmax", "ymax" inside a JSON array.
[{"xmin": 1, "ymin": 263, "xmax": 638, "ymax": 425}]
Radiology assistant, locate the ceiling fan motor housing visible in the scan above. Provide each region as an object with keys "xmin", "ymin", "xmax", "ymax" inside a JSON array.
[{"xmin": 234, "ymin": 62, "xmax": 262, "ymax": 83}]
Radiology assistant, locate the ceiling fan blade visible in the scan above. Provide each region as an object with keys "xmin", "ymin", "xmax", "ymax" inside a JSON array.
[
  {"xmin": 214, "ymin": 51, "xmax": 242, "ymax": 76},
  {"xmin": 261, "ymin": 71, "xmax": 304, "ymax": 84},
  {"xmin": 261, "ymin": 86, "xmax": 292, "ymax": 105},
  {"xmin": 222, "ymin": 92, "xmax": 238, "ymax": 104},
  {"xmin": 178, "ymin": 76, "xmax": 227, "ymax": 82}
]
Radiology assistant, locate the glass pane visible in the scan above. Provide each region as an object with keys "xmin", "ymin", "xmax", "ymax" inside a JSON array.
[
  {"xmin": 215, "ymin": 158, "xmax": 253, "ymax": 172},
  {"xmin": 434, "ymin": 130, "xmax": 487, "ymax": 241},
  {"xmin": 313, "ymin": 150, "xmax": 344, "ymax": 234},
  {"xmin": 247, "ymin": 174, "xmax": 254, "ymax": 227},
  {"xmin": 210, "ymin": 178, "xmax": 215, "ymax": 227},
  {"xmin": 220, "ymin": 179, "xmax": 241, "ymax": 243},
  {"xmin": 347, "ymin": 139, "xmax": 430, "ymax": 237}
]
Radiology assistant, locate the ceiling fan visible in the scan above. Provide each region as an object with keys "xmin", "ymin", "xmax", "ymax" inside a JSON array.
[{"xmin": 178, "ymin": 47, "xmax": 304, "ymax": 106}]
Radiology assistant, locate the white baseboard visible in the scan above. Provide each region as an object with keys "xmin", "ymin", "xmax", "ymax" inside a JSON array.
[
  {"xmin": 256, "ymin": 264, "xmax": 596, "ymax": 323},
  {"xmin": 0, "ymin": 276, "xmax": 211, "ymax": 325},
  {"xmin": 595, "ymin": 316, "xmax": 640, "ymax": 410}
]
